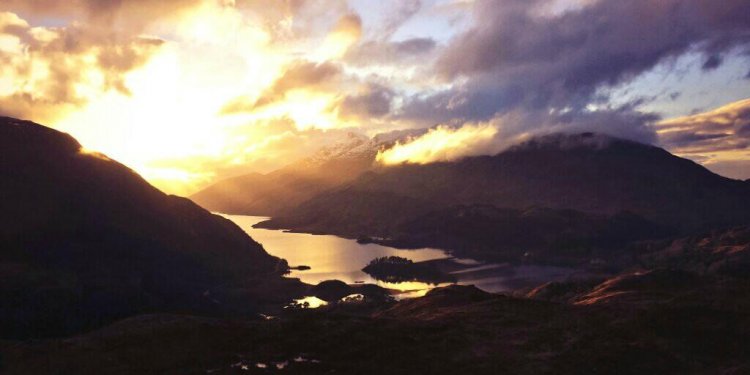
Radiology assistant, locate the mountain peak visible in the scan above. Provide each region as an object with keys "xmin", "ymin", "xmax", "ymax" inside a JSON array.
[{"xmin": 0, "ymin": 116, "xmax": 82, "ymax": 155}]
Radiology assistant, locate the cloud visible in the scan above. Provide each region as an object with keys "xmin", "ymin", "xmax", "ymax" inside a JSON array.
[
  {"xmin": 1, "ymin": 0, "xmax": 203, "ymax": 32},
  {"xmin": 345, "ymin": 37, "xmax": 437, "ymax": 67},
  {"xmin": 314, "ymin": 12, "xmax": 362, "ymax": 60},
  {"xmin": 0, "ymin": 11, "xmax": 164, "ymax": 122},
  {"xmin": 377, "ymin": 0, "xmax": 422, "ymax": 39},
  {"xmin": 234, "ymin": 0, "xmax": 350, "ymax": 42},
  {"xmin": 142, "ymin": 118, "xmax": 369, "ymax": 194},
  {"xmin": 4, "ymin": 0, "xmax": 749, "ymax": 191},
  {"xmin": 414, "ymin": 0, "xmax": 750, "ymax": 119},
  {"xmin": 376, "ymin": 122, "xmax": 499, "ymax": 165},
  {"xmin": 439, "ymin": 0, "xmax": 750, "ymax": 90},
  {"xmin": 338, "ymin": 84, "xmax": 394, "ymax": 120},
  {"xmin": 378, "ymin": 102, "xmax": 661, "ymax": 166},
  {"xmin": 702, "ymin": 54, "xmax": 723, "ymax": 71},
  {"xmin": 399, "ymin": 0, "xmax": 750, "ymax": 135},
  {"xmin": 220, "ymin": 60, "xmax": 342, "ymax": 114},
  {"xmin": 658, "ymin": 98, "xmax": 750, "ymax": 155},
  {"xmin": 218, "ymin": 58, "xmax": 396, "ymax": 129}
]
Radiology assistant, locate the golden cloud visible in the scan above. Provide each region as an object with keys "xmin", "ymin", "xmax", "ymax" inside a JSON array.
[
  {"xmin": 0, "ymin": 11, "xmax": 164, "ymax": 122},
  {"xmin": 377, "ymin": 123, "xmax": 499, "ymax": 165},
  {"xmin": 657, "ymin": 98, "xmax": 750, "ymax": 180},
  {"xmin": 658, "ymin": 98, "xmax": 750, "ymax": 155}
]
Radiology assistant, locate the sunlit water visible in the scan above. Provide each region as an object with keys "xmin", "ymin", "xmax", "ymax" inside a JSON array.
[{"xmin": 224, "ymin": 215, "xmax": 580, "ymax": 296}]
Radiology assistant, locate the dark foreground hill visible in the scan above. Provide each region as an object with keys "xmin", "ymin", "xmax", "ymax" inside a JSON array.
[
  {"xmin": 259, "ymin": 133, "xmax": 750, "ymax": 264},
  {"xmin": 0, "ymin": 117, "xmax": 303, "ymax": 338},
  {"xmin": 2, "ymin": 272, "xmax": 748, "ymax": 374}
]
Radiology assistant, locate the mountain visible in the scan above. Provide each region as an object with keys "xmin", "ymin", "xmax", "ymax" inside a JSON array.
[
  {"xmin": 189, "ymin": 128, "xmax": 431, "ymax": 216},
  {"xmin": 258, "ymin": 133, "xmax": 750, "ymax": 263},
  {"xmin": 376, "ymin": 205, "xmax": 672, "ymax": 265},
  {"xmin": 190, "ymin": 133, "xmax": 377, "ymax": 215},
  {"xmin": 0, "ymin": 117, "xmax": 302, "ymax": 338}
]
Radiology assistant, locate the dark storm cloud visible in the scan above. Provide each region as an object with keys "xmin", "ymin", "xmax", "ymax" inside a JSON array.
[
  {"xmin": 702, "ymin": 55, "xmax": 724, "ymax": 71},
  {"xmin": 439, "ymin": 0, "xmax": 750, "ymax": 93},
  {"xmin": 396, "ymin": 0, "xmax": 750, "ymax": 144},
  {"xmin": 339, "ymin": 84, "xmax": 394, "ymax": 120}
]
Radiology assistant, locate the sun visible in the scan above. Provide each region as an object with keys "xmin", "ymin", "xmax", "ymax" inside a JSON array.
[{"xmin": 50, "ymin": 3, "xmax": 283, "ymax": 195}]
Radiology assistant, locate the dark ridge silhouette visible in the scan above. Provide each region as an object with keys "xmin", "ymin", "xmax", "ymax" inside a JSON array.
[
  {"xmin": 258, "ymin": 133, "xmax": 750, "ymax": 263},
  {"xmin": 0, "ymin": 117, "xmax": 303, "ymax": 338}
]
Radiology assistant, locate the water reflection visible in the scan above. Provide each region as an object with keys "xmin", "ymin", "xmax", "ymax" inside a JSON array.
[
  {"xmin": 224, "ymin": 215, "xmax": 450, "ymax": 293},
  {"xmin": 224, "ymin": 215, "xmax": 581, "ymax": 296},
  {"xmin": 287, "ymin": 296, "xmax": 328, "ymax": 309}
]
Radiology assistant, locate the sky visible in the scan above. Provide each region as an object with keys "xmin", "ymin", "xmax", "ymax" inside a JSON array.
[{"xmin": 1, "ymin": 0, "xmax": 749, "ymax": 195}]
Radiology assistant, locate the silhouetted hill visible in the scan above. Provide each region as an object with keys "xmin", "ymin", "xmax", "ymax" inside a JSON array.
[
  {"xmin": 259, "ymin": 133, "xmax": 750, "ymax": 262},
  {"xmin": 4, "ymin": 278, "xmax": 749, "ymax": 374},
  {"xmin": 384, "ymin": 206, "xmax": 671, "ymax": 265},
  {"xmin": 0, "ymin": 117, "xmax": 302, "ymax": 338}
]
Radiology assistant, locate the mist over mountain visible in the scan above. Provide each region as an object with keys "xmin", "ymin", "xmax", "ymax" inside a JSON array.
[
  {"xmin": 190, "ymin": 128, "xmax": 438, "ymax": 216},
  {"xmin": 0, "ymin": 117, "xmax": 301, "ymax": 338},
  {"xmin": 191, "ymin": 133, "xmax": 377, "ymax": 216}
]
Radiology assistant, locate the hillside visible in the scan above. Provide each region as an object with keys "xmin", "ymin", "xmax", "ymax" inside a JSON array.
[
  {"xmin": 0, "ymin": 117, "xmax": 302, "ymax": 338},
  {"xmin": 259, "ymin": 133, "xmax": 750, "ymax": 263},
  {"xmin": 190, "ymin": 133, "xmax": 377, "ymax": 215}
]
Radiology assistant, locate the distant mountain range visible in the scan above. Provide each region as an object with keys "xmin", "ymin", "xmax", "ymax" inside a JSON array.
[
  {"xmin": 190, "ymin": 129, "xmax": 430, "ymax": 216},
  {"xmin": 198, "ymin": 132, "xmax": 750, "ymax": 265},
  {"xmin": 0, "ymin": 117, "xmax": 302, "ymax": 338},
  {"xmin": 191, "ymin": 133, "xmax": 378, "ymax": 216}
]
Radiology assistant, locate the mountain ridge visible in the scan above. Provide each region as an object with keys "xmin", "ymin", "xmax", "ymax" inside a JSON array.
[
  {"xmin": 257, "ymin": 132, "xmax": 750, "ymax": 264},
  {"xmin": 0, "ymin": 117, "xmax": 303, "ymax": 338}
]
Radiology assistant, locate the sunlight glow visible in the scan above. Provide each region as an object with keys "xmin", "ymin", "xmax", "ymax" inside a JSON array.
[
  {"xmin": 49, "ymin": 2, "xmax": 285, "ymax": 195},
  {"xmin": 245, "ymin": 90, "xmax": 341, "ymax": 131},
  {"xmin": 377, "ymin": 123, "xmax": 499, "ymax": 165}
]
